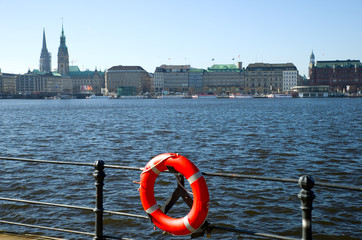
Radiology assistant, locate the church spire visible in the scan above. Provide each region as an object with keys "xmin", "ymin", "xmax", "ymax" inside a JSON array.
[
  {"xmin": 39, "ymin": 28, "xmax": 51, "ymax": 73},
  {"xmin": 42, "ymin": 28, "xmax": 47, "ymax": 50}
]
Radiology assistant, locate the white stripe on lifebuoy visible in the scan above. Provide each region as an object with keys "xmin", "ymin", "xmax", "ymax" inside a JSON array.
[
  {"xmin": 150, "ymin": 161, "xmax": 161, "ymax": 175},
  {"xmin": 146, "ymin": 204, "xmax": 159, "ymax": 214},
  {"xmin": 187, "ymin": 171, "xmax": 202, "ymax": 185},
  {"xmin": 183, "ymin": 216, "xmax": 196, "ymax": 232}
]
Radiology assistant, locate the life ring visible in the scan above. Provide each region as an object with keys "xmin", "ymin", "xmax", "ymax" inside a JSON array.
[{"xmin": 139, "ymin": 153, "xmax": 209, "ymax": 236}]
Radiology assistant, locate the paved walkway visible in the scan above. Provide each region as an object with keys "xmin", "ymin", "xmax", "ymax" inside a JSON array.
[{"xmin": 0, "ymin": 231, "xmax": 65, "ymax": 240}]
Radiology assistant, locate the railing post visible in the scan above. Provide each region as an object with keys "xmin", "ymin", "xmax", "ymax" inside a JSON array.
[
  {"xmin": 93, "ymin": 160, "xmax": 106, "ymax": 240},
  {"xmin": 298, "ymin": 175, "xmax": 315, "ymax": 240}
]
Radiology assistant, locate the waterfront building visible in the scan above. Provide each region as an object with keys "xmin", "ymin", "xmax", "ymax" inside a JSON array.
[
  {"xmin": 203, "ymin": 63, "xmax": 244, "ymax": 94},
  {"xmin": 148, "ymin": 73, "xmax": 154, "ymax": 93},
  {"xmin": 17, "ymin": 70, "xmax": 72, "ymax": 96},
  {"xmin": 188, "ymin": 69, "xmax": 204, "ymax": 94},
  {"xmin": 245, "ymin": 63, "xmax": 297, "ymax": 94},
  {"xmin": 68, "ymin": 66, "xmax": 105, "ymax": 94},
  {"xmin": 57, "ymin": 23, "xmax": 69, "ymax": 75},
  {"xmin": 153, "ymin": 67, "xmax": 165, "ymax": 92},
  {"xmin": 309, "ymin": 57, "xmax": 362, "ymax": 93},
  {"xmin": 154, "ymin": 65, "xmax": 190, "ymax": 93},
  {"xmin": 105, "ymin": 65, "xmax": 151, "ymax": 94},
  {"xmin": 39, "ymin": 29, "xmax": 51, "ymax": 73},
  {"xmin": 0, "ymin": 70, "xmax": 17, "ymax": 95},
  {"xmin": 283, "ymin": 70, "xmax": 298, "ymax": 92}
]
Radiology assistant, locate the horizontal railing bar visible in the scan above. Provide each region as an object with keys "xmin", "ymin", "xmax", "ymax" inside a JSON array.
[
  {"xmin": 314, "ymin": 181, "xmax": 362, "ymax": 191},
  {"xmin": 0, "ymin": 197, "xmax": 148, "ymax": 220},
  {"xmin": 0, "ymin": 220, "xmax": 94, "ymax": 236},
  {"xmin": 104, "ymin": 164, "xmax": 144, "ymax": 171},
  {"xmin": 202, "ymin": 171, "xmax": 362, "ymax": 191},
  {"xmin": 0, "ymin": 157, "xmax": 144, "ymax": 171},
  {"xmin": 202, "ymin": 171, "xmax": 298, "ymax": 184},
  {"xmin": 0, "ymin": 197, "xmax": 93, "ymax": 211},
  {"xmin": 1, "ymin": 157, "xmax": 360, "ymax": 191},
  {"xmin": 0, "ymin": 157, "xmax": 93, "ymax": 167},
  {"xmin": 104, "ymin": 210, "xmax": 149, "ymax": 219},
  {"xmin": 210, "ymin": 225, "xmax": 299, "ymax": 240}
]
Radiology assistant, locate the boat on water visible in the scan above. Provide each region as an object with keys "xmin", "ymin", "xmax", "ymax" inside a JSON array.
[
  {"xmin": 161, "ymin": 94, "xmax": 184, "ymax": 99},
  {"xmin": 44, "ymin": 96, "xmax": 58, "ymax": 100},
  {"xmin": 267, "ymin": 94, "xmax": 292, "ymax": 98},
  {"xmin": 86, "ymin": 94, "xmax": 112, "ymax": 99},
  {"xmin": 229, "ymin": 94, "xmax": 254, "ymax": 99},
  {"xmin": 119, "ymin": 95, "xmax": 144, "ymax": 99}
]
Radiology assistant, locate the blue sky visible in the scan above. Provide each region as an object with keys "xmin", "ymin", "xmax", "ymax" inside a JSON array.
[{"xmin": 1, "ymin": 0, "xmax": 361, "ymax": 77}]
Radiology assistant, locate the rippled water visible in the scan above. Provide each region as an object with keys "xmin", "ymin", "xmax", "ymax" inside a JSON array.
[{"xmin": 0, "ymin": 98, "xmax": 361, "ymax": 239}]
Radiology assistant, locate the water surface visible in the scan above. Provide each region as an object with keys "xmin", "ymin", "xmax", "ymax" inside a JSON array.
[{"xmin": 0, "ymin": 98, "xmax": 361, "ymax": 239}]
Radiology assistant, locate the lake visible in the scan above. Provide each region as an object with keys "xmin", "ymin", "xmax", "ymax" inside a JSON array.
[{"xmin": 0, "ymin": 98, "xmax": 361, "ymax": 239}]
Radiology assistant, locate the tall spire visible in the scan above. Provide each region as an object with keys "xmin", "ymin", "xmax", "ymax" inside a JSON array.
[
  {"xmin": 42, "ymin": 28, "xmax": 47, "ymax": 50},
  {"xmin": 58, "ymin": 20, "xmax": 69, "ymax": 74},
  {"xmin": 62, "ymin": 18, "xmax": 64, "ymax": 36},
  {"xmin": 39, "ymin": 28, "xmax": 51, "ymax": 73},
  {"xmin": 60, "ymin": 19, "xmax": 66, "ymax": 45},
  {"xmin": 309, "ymin": 50, "xmax": 315, "ymax": 67}
]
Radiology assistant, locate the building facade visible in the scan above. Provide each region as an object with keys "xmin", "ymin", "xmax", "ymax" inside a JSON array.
[
  {"xmin": 153, "ymin": 67, "xmax": 165, "ymax": 92},
  {"xmin": 245, "ymin": 63, "xmax": 298, "ymax": 94},
  {"xmin": 68, "ymin": 66, "xmax": 105, "ymax": 94},
  {"xmin": 188, "ymin": 69, "xmax": 204, "ymax": 94},
  {"xmin": 39, "ymin": 29, "xmax": 51, "ymax": 73},
  {"xmin": 153, "ymin": 65, "xmax": 190, "ymax": 93},
  {"xmin": 17, "ymin": 70, "xmax": 72, "ymax": 96},
  {"xmin": 105, "ymin": 65, "xmax": 151, "ymax": 94},
  {"xmin": 203, "ymin": 63, "xmax": 244, "ymax": 94},
  {"xmin": 0, "ymin": 70, "xmax": 17, "ymax": 95},
  {"xmin": 282, "ymin": 70, "xmax": 298, "ymax": 92},
  {"xmin": 309, "ymin": 59, "xmax": 362, "ymax": 92}
]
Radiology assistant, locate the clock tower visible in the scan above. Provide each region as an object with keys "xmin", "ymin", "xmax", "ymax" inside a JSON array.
[
  {"xmin": 309, "ymin": 50, "xmax": 316, "ymax": 83},
  {"xmin": 57, "ymin": 22, "xmax": 69, "ymax": 74},
  {"xmin": 309, "ymin": 50, "xmax": 315, "ymax": 69}
]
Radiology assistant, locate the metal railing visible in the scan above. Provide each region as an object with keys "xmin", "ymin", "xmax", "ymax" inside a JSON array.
[{"xmin": 0, "ymin": 156, "xmax": 361, "ymax": 240}]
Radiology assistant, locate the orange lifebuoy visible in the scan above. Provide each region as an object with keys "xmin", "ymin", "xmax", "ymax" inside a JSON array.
[{"xmin": 139, "ymin": 153, "xmax": 210, "ymax": 236}]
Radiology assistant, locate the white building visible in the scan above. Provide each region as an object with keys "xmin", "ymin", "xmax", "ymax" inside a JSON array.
[
  {"xmin": 153, "ymin": 68, "xmax": 165, "ymax": 92},
  {"xmin": 283, "ymin": 70, "xmax": 298, "ymax": 92}
]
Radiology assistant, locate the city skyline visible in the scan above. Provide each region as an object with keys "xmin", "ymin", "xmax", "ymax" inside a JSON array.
[{"xmin": 1, "ymin": 0, "xmax": 362, "ymax": 77}]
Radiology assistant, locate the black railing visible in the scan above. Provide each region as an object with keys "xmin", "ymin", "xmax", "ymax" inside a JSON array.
[{"xmin": 0, "ymin": 157, "xmax": 361, "ymax": 239}]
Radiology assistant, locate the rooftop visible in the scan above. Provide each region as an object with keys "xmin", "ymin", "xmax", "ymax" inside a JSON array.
[
  {"xmin": 207, "ymin": 64, "xmax": 241, "ymax": 72},
  {"xmin": 246, "ymin": 63, "xmax": 297, "ymax": 70},
  {"xmin": 108, "ymin": 65, "xmax": 146, "ymax": 71},
  {"xmin": 314, "ymin": 60, "xmax": 361, "ymax": 68},
  {"xmin": 157, "ymin": 65, "xmax": 191, "ymax": 70},
  {"xmin": 67, "ymin": 66, "xmax": 104, "ymax": 78}
]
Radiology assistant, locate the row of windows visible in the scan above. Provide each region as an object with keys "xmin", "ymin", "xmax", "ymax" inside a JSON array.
[{"xmin": 245, "ymin": 83, "xmax": 284, "ymax": 87}]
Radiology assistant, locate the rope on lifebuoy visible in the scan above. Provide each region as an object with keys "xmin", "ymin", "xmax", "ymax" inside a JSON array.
[{"xmin": 139, "ymin": 153, "xmax": 210, "ymax": 236}]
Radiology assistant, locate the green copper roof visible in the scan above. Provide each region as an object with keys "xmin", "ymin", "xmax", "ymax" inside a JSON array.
[
  {"xmin": 52, "ymin": 72, "xmax": 62, "ymax": 77},
  {"xmin": 207, "ymin": 64, "xmax": 240, "ymax": 72},
  {"xmin": 67, "ymin": 66, "xmax": 105, "ymax": 78},
  {"xmin": 69, "ymin": 66, "xmax": 81, "ymax": 72},
  {"xmin": 210, "ymin": 64, "xmax": 237, "ymax": 69},
  {"xmin": 315, "ymin": 60, "xmax": 361, "ymax": 68}
]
